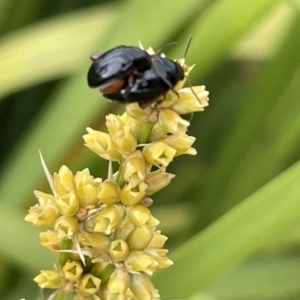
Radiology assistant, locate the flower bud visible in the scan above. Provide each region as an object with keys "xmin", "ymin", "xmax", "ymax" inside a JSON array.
[
  {"xmin": 127, "ymin": 227, "xmax": 152, "ymax": 250},
  {"xmin": 34, "ymin": 267, "xmax": 65, "ymax": 289},
  {"xmin": 173, "ymin": 85, "xmax": 209, "ymax": 114},
  {"xmin": 25, "ymin": 204, "xmax": 60, "ymax": 227},
  {"xmin": 125, "ymin": 251, "xmax": 158, "ymax": 275},
  {"xmin": 98, "ymin": 181, "xmax": 120, "ymax": 205},
  {"xmin": 54, "ymin": 165, "xmax": 76, "ymax": 194},
  {"xmin": 74, "ymin": 295, "xmax": 100, "ymax": 300},
  {"xmin": 75, "ymin": 169, "xmax": 101, "ymax": 207},
  {"xmin": 147, "ymin": 231, "xmax": 168, "ymax": 249},
  {"xmin": 86, "ymin": 204, "xmax": 125, "ymax": 235},
  {"xmin": 54, "ymin": 216, "xmax": 78, "ymax": 239},
  {"xmin": 158, "ymin": 109, "xmax": 189, "ymax": 135},
  {"xmin": 143, "ymin": 142, "xmax": 176, "ymax": 166},
  {"xmin": 107, "ymin": 268, "xmax": 129, "ymax": 293},
  {"xmin": 123, "ymin": 151, "xmax": 146, "ymax": 187},
  {"xmin": 77, "ymin": 274, "xmax": 101, "ymax": 296},
  {"xmin": 62, "ymin": 261, "xmax": 83, "ymax": 282},
  {"xmin": 119, "ymin": 112, "xmax": 143, "ymax": 138},
  {"xmin": 106, "ymin": 114, "xmax": 123, "ymax": 136},
  {"xmin": 56, "ymin": 192, "xmax": 79, "ymax": 216},
  {"xmin": 126, "ymin": 102, "xmax": 156, "ymax": 123},
  {"xmin": 25, "ymin": 191, "xmax": 60, "ymax": 227},
  {"xmin": 83, "ymin": 127, "xmax": 121, "ymax": 161},
  {"xmin": 114, "ymin": 215, "xmax": 135, "ymax": 240},
  {"xmin": 111, "ymin": 126, "xmax": 137, "ymax": 156},
  {"xmin": 39, "ymin": 230, "xmax": 61, "ymax": 251},
  {"xmin": 130, "ymin": 273, "xmax": 160, "ymax": 300},
  {"xmin": 78, "ymin": 231, "xmax": 111, "ymax": 253},
  {"xmin": 145, "ymin": 167, "xmax": 175, "ymax": 195},
  {"xmin": 120, "ymin": 182, "xmax": 148, "ymax": 205},
  {"xmin": 145, "ymin": 249, "xmax": 173, "ymax": 270},
  {"xmin": 127, "ymin": 205, "xmax": 152, "ymax": 226},
  {"xmin": 109, "ymin": 239, "xmax": 129, "ymax": 262},
  {"xmin": 163, "ymin": 134, "xmax": 196, "ymax": 156}
]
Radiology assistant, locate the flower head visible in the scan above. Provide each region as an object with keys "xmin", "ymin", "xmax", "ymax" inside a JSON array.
[{"xmin": 26, "ymin": 42, "xmax": 208, "ymax": 300}]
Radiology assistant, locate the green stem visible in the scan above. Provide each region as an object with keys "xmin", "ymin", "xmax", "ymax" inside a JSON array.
[
  {"xmin": 138, "ymin": 122, "xmax": 154, "ymax": 144},
  {"xmin": 116, "ymin": 161, "xmax": 125, "ymax": 188},
  {"xmin": 55, "ymin": 292, "xmax": 74, "ymax": 300}
]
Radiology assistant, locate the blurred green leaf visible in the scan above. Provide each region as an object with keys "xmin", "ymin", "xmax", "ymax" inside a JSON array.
[
  {"xmin": 205, "ymin": 257, "xmax": 300, "ymax": 300},
  {"xmin": 199, "ymin": 13, "xmax": 300, "ymax": 227},
  {"xmin": 0, "ymin": 203, "xmax": 53, "ymax": 270},
  {"xmin": 154, "ymin": 160, "xmax": 300, "ymax": 298},
  {"xmin": 0, "ymin": 5, "xmax": 116, "ymax": 99}
]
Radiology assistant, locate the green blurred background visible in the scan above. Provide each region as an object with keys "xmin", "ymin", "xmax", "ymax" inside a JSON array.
[{"xmin": 1, "ymin": 0, "xmax": 300, "ymax": 299}]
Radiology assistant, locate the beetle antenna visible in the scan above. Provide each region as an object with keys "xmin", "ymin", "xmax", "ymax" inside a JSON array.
[
  {"xmin": 186, "ymin": 75, "xmax": 202, "ymax": 104},
  {"xmin": 183, "ymin": 35, "xmax": 192, "ymax": 61},
  {"xmin": 182, "ymin": 35, "xmax": 202, "ymax": 105},
  {"xmin": 156, "ymin": 42, "xmax": 177, "ymax": 55}
]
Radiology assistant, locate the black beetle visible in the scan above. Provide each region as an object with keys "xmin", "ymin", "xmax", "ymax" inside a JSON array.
[
  {"xmin": 87, "ymin": 46, "xmax": 152, "ymax": 94},
  {"xmin": 87, "ymin": 36, "xmax": 192, "ymax": 106},
  {"xmin": 103, "ymin": 54, "xmax": 184, "ymax": 104}
]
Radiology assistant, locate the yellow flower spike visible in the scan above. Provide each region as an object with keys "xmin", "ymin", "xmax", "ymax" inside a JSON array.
[
  {"xmin": 54, "ymin": 165, "xmax": 76, "ymax": 194},
  {"xmin": 28, "ymin": 43, "xmax": 208, "ymax": 299},
  {"xmin": 123, "ymin": 151, "xmax": 146, "ymax": 187},
  {"xmin": 130, "ymin": 273, "xmax": 160, "ymax": 300},
  {"xmin": 98, "ymin": 181, "xmax": 120, "ymax": 205},
  {"xmin": 86, "ymin": 204, "xmax": 125, "ymax": 235},
  {"xmin": 111, "ymin": 125, "xmax": 137, "ymax": 156},
  {"xmin": 83, "ymin": 127, "xmax": 122, "ymax": 161},
  {"xmin": 107, "ymin": 268, "xmax": 129, "ymax": 294},
  {"xmin": 120, "ymin": 182, "xmax": 148, "ymax": 206},
  {"xmin": 54, "ymin": 215, "xmax": 78, "ymax": 239},
  {"xmin": 125, "ymin": 251, "xmax": 158, "ymax": 275},
  {"xmin": 78, "ymin": 231, "xmax": 111, "ymax": 253},
  {"xmin": 75, "ymin": 169, "xmax": 102, "ymax": 207},
  {"xmin": 109, "ymin": 239, "xmax": 130, "ymax": 262},
  {"xmin": 147, "ymin": 231, "xmax": 168, "ymax": 249},
  {"xmin": 163, "ymin": 134, "xmax": 197, "ymax": 156},
  {"xmin": 172, "ymin": 85, "xmax": 209, "ymax": 114},
  {"xmin": 145, "ymin": 166, "xmax": 175, "ymax": 195},
  {"xmin": 34, "ymin": 266, "xmax": 65, "ymax": 289},
  {"xmin": 126, "ymin": 227, "xmax": 152, "ymax": 250},
  {"xmin": 77, "ymin": 273, "xmax": 101, "ymax": 296},
  {"xmin": 62, "ymin": 261, "xmax": 83, "ymax": 282},
  {"xmin": 127, "ymin": 204, "xmax": 152, "ymax": 226},
  {"xmin": 158, "ymin": 108, "xmax": 190, "ymax": 135},
  {"xmin": 143, "ymin": 141, "xmax": 177, "ymax": 166},
  {"xmin": 40, "ymin": 230, "xmax": 61, "ymax": 251}
]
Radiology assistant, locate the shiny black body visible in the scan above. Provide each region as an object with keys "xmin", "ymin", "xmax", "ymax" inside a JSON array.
[
  {"xmin": 87, "ymin": 45, "xmax": 185, "ymax": 104},
  {"xmin": 103, "ymin": 55, "xmax": 184, "ymax": 103},
  {"xmin": 87, "ymin": 46, "xmax": 152, "ymax": 88}
]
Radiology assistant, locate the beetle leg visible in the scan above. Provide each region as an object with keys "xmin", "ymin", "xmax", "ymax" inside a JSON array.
[
  {"xmin": 127, "ymin": 73, "xmax": 135, "ymax": 88},
  {"xmin": 100, "ymin": 78, "xmax": 125, "ymax": 94},
  {"xmin": 138, "ymin": 98, "xmax": 157, "ymax": 108}
]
